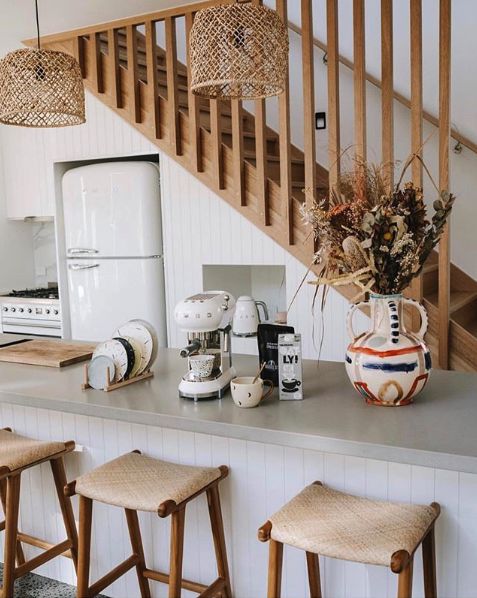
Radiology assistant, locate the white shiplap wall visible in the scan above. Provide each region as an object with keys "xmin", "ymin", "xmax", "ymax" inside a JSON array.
[
  {"xmin": 0, "ymin": 401, "xmax": 473, "ymax": 598},
  {"xmin": 0, "ymin": 91, "xmax": 364, "ymax": 360}
]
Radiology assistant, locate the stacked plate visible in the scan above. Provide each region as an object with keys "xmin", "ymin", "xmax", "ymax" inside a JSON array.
[{"xmin": 87, "ymin": 320, "xmax": 158, "ymax": 390}]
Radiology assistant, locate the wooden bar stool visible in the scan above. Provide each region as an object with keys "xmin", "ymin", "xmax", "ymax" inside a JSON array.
[
  {"xmin": 258, "ymin": 481, "xmax": 440, "ymax": 598},
  {"xmin": 66, "ymin": 450, "xmax": 232, "ymax": 598},
  {"xmin": 0, "ymin": 427, "xmax": 78, "ymax": 598}
]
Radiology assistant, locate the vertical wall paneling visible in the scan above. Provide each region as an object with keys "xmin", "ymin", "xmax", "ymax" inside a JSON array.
[
  {"xmin": 0, "ymin": 403, "xmax": 472, "ymax": 598},
  {"xmin": 185, "ymin": 13, "xmax": 201, "ymax": 170},
  {"xmin": 276, "ymin": 0, "xmax": 294, "ymax": 245},
  {"xmin": 438, "ymin": 0, "xmax": 452, "ymax": 369},
  {"xmin": 326, "ymin": 0, "xmax": 341, "ymax": 190},
  {"xmin": 381, "ymin": 0, "xmax": 394, "ymax": 189}
]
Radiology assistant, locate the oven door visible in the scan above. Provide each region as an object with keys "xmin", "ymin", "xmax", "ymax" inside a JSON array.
[{"xmin": 2, "ymin": 317, "xmax": 62, "ymax": 338}]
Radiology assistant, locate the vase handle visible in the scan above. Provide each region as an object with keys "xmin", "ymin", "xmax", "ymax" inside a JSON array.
[
  {"xmin": 346, "ymin": 301, "xmax": 368, "ymax": 341},
  {"xmin": 403, "ymin": 298, "xmax": 428, "ymax": 340}
]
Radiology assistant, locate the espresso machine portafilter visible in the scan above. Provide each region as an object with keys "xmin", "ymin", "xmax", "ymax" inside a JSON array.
[{"xmin": 174, "ymin": 292, "xmax": 236, "ymax": 400}]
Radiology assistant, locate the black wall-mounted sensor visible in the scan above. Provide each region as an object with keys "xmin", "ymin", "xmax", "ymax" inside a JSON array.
[{"xmin": 315, "ymin": 112, "xmax": 326, "ymax": 130}]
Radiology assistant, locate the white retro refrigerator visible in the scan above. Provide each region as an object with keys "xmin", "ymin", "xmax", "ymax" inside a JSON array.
[{"xmin": 62, "ymin": 161, "xmax": 167, "ymax": 345}]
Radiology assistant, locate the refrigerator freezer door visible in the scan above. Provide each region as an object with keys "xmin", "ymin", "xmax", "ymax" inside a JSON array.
[
  {"xmin": 63, "ymin": 161, "xmax": 162, "ymax": 258},
  {"xmin": 67, "ymin": 257, "xmax": 167, "ymax": 345}
]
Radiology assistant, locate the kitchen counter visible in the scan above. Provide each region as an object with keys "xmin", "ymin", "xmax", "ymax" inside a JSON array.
[{"xmin": 0, "ymin": 345, "xmax": 476, "ymax": 473}]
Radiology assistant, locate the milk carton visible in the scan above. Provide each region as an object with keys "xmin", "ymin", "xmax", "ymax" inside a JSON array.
[{"xmin": 278, "ymin": 333, "xmax": 303, "ymax": 400}]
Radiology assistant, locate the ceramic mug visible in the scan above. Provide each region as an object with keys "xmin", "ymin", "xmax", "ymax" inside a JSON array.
[
  {"xmin": 189, "ymin": 354, "xmax": 215, "ymax": 379},
  {"xmin": 230, "ymin": 376, "xmax": 274, "ymax": 408}
]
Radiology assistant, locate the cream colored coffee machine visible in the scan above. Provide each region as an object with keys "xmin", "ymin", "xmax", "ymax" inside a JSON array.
[{"xmin": 174, "ymin": 291, "xmax": 236, "ymax": 400}]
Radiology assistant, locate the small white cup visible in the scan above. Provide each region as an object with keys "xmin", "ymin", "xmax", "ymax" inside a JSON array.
[
  {"xmin": 230, "ymin": 376, "xmax": 274, "ymax": 408},
  {"xmin": 189, "ymin": 354, "xmax": 215, "ymax": 379}
]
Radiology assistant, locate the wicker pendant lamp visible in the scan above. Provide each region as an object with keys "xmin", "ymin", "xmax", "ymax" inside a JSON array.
[
  {"xmin": 189, "ymin": 0, "xmax": 289, "ymax": 100},
  {"xmin": 0, "ymin": 0, "xmax": 85, "ymax": 127}
]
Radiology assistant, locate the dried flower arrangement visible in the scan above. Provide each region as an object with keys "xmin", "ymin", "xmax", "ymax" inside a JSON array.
[{"xmin": 302, "ymin": 156, "xmax": 455, "ymax": 297}]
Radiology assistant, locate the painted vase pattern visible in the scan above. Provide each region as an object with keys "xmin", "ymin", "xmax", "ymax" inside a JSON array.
[{"xmin": 345, "ymin": 294, "xmax": 431, "ymax": 406}]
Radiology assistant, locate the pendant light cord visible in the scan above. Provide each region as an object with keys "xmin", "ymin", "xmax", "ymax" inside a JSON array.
[{"xmin": 35, "ymin": 0, "xmax": 41, "ymax": 50}]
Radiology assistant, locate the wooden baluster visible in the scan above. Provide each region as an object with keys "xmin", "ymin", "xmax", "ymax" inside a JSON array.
[
  {"xmin": 353, "ymin": 0, "xmax": 366, "ymax": 168},
  {"xmin": 438, "ymin": 0, "xmax": 451, "ymax": 369},
  {"xmin": 327, "ymin": 0, "xmax": 341, "ymax": 192},
  {"xmin": 126, "ymin": 25, "xmax": 141, "ymax": 123},
  {"xmin": 186, "ymin": 12, "xmax": 202, "ymax": 170},
  {"xmin": 255, "ymin": 99, "xmax": 269, "ymax": 223},
  {"xmin": 409, "ymin": 0, "xmax": 424, "ymax": 323},
  {"xmin": 276, "ymin": 0, "xmax": 293, "ymax": 245},
  {"xmin": 232, "ymin": 99, "xmax": 246, "ymax": 205},
  {"xmin": 75, "ymin": 36, "xmax": 86, "ymax": 79},
  {"xmin": 165, "ymin": 17, "xmax": 182, "ymax": 156},
  {"xmin": 253, "ymin": 0, "xmax": 269, "ymax": 223},
  {"xmin": 381, "ymin": 0, "xmax": 394, "ymax": 189},
  {"xmin": 108, "ymin": 29, "xmax": 122, "ymax": 109},
  {"xmin": 210, "ymin": 99, "xmax": 225, "ymax": 190},
  {"xmin": 145, "ymin": 20, "xmax": 160, "ymax": 138},
  {"xmin": 90, "ymin": 32, "xmax": 104, "ymax": 94},
  {"xmin": 301, "ymin": 0, "xmax": 317, "ymax": 254}
]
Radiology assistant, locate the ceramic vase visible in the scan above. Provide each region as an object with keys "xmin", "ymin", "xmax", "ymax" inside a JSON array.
[{"xmin": 345, "ymin": 293, "xmax": 432, "ymax": 406}]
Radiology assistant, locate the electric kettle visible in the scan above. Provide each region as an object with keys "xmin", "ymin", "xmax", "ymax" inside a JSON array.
[{"xmin": 232, "ymin": 296, "xmax": 269, "ymax": 337}]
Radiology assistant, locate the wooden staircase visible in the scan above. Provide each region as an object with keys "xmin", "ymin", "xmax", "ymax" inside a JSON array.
[{"xmin": 28, "ymin": 0, "xmax": 477, "ymax": 371}]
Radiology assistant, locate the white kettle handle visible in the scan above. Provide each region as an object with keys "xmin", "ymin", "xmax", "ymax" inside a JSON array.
[
  {"xmin": 346, "ymin": 301, "xmax": 368, "ymax": 341},
  {"xmin": 403, "ymin": 298, "xmax": 428, "ymax": 340}
]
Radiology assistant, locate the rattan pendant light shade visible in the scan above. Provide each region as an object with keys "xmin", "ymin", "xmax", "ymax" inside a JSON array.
[
  {"xmin": 189, "ymin": 2, "xmax": 289, "ymax": 100},
  {"xmin": 0, "ymin": 48, "xmax": 85, "ymax": 127}
]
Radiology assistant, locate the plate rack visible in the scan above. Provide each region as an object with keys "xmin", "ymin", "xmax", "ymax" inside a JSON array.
[{"xmin": 81, "ymin": 364, "xmax": 154, "ymax": 392}]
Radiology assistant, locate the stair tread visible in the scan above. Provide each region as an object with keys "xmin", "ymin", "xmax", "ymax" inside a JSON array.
[{"xmin": 426, "ymin": 290, "xmax": 477, "ymax": 314}]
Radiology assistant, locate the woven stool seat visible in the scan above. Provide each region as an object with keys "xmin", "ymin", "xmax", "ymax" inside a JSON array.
[
  {"xmin": 0, "ymin": 429, "xmax": 70, "ymax": 474},
  {"xmin": 75, "ymin": 451, "xmax": 223, "ymax": 512},
  {"xmin": 269, "ymin": 483, "xmax": 439, "ymax": 567}
]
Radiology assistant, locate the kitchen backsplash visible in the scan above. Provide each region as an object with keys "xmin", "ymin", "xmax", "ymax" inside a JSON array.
[{"xmin": 32, "ymin": 221, "xmax": 57, "ymax": 287}]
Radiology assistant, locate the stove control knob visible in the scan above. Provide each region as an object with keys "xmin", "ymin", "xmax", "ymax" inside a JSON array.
[
  {"xmin": 45, "ymin": 309, "xmax": 50, "ymax": 315},
  {"xmin": 53, "ymin": 309, "xmax": 59, "ymax": 315},
  {"xmin": 27, "ymin": 308, "xmax": 32, "ymax": 314},
  {"xmin": 18, "ymin": 308, "xmax": 24, "ymax": 313},
  {"xmin": 10, "ymin": 307, "xmax": 16, "ymax": 313},
  {"xmin": 2, "ymin": 307, "xmax": 8, "ymax": 312}
]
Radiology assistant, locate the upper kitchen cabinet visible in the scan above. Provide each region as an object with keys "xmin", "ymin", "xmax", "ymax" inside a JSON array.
[{"xmin": 1, "ymin": 125, "xmax": 55, "ymax": 219}]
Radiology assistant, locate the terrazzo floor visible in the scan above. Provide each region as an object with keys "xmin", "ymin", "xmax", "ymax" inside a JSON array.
[{"xmin": 0, "ymin": 564, "xmax": 108, "ymax": 597}]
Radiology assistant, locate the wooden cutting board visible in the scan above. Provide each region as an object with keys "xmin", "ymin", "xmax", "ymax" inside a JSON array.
[{"xmin": 0, "ymin": 339, "xmax": 97, "ymax": 367}]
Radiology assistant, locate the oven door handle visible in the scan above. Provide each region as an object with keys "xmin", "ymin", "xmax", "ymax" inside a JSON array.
[
  {"xmin": 68, "ymin": 263, "xmax": 100, "ymax": 271},
  {"xmin": 2, "ymin": 321, "xmax": 62, "ymax": 330}
]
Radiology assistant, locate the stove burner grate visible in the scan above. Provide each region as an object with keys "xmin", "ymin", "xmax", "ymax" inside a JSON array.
[{"xmin": 7, "ymin": 287, "xmax": 59, "ymax": 300}]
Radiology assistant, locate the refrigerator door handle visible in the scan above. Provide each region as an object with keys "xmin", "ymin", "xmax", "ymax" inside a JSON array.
[
  {"xmin": 68, "ymin": 248, "xmax": 99, "ymax": 255},
  {"xmin": 68, "ymin": 263, "xmax": 100, "ymax": 271}
]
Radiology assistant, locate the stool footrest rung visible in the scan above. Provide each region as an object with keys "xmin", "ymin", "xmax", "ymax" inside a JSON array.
[
  {"xmin": 14, "ymin": 539, "xmax": 72, "ymax": 578},
  {"xmin": 16, "ymin": 531, "xmax": 73, "ymax": 558},
  {"xmin": 143, "ymin": 567, "xmax": 210, "ymax": 594},
  {"xmin": 89, "ymin": 554, "xmax": 140, "ymax": 596},
  {"xmin": 197, "ymin": 576, "xmax": 227, "ymax": 598}
]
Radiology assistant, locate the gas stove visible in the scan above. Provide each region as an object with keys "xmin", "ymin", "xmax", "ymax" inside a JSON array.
[{"xmin": 0, "ymin": 287, "xmax": 61, "ymax": 337}]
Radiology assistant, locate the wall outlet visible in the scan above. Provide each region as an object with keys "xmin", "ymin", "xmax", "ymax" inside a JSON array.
[{"xmin": 315, "ymin": 112, "xmax": 327, "ymax": 130}]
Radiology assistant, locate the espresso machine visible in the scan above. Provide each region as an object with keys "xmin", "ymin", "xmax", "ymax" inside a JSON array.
[{"xmin": 174, "ymin": 291, "xmax": 236, "ymax": 400}]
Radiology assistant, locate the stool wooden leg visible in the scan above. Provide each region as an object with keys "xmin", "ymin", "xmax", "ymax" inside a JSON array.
[
  {"xmin": 50, "ymin": 458, "xmax": 79, "ymax": 571},
  {"xmin": 206, "ymin": 485, "xmax": 232, "ymax": 598},
  {"xmin": 2, "ymin": 474, "xmax": 21, "ymax": 598},
  {"xmin": 0, "ymin": 477, "xmax": 25, "ymax": 566},
  {"xmin": 267, "ymin": 540, "xmax": 283, "ymax": 598},
  {"xmin": 77, "ymin": 496, "xmax": 93, "ymax": 598},
  {"xmin": 422, "ymin": 526, "xmax": 437, "ymax": 598},
  {"xmin": 169, "ymin": 507, "xmax": 186, "ymax": 598},
  {"xmin": 397, "ymin": 558, "xmax": 414, "ymax": 598},
  {"xmin": 306, "ymin": 552, "xmax": 322, "ymax": 598},
  {"xmin": 125, "ymin": 508, "xmax": 151, "ymax": 598}
]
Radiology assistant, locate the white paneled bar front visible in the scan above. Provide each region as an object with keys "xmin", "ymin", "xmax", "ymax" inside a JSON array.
[{"xmin": 0, "ymin": 401, "xmax": 472, "ymax": 598}]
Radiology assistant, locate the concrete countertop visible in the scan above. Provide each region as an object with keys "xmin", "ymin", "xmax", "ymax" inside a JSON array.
[{"xmin": 0, "ymin": 341, "xmax": 475, "ymax": 473}]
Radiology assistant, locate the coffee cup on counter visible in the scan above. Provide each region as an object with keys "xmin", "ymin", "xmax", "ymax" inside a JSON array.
[{"xmin": 230, "ymin": 376, "xmax": 274, "ymax": 408}]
